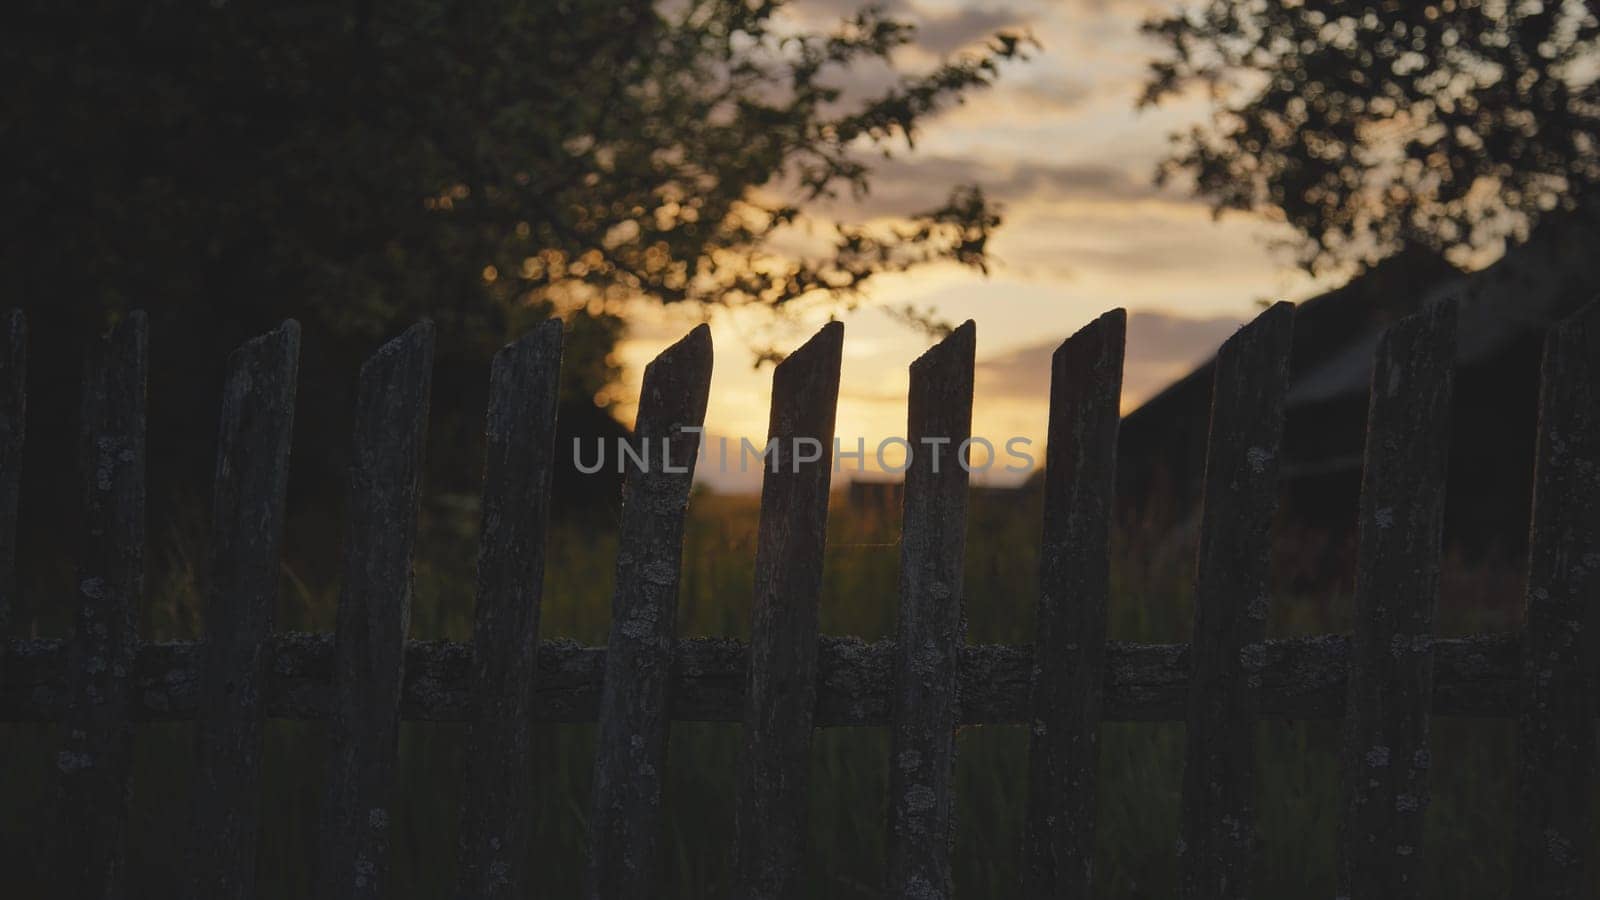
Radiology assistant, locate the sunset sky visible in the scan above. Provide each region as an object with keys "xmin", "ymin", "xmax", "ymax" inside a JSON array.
[{"xmin": 615, "ymin": 0, "xmax": 1347, "ymax": 490}]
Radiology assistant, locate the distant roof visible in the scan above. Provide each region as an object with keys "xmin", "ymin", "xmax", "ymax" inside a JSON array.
[
  {"xmin": 1122, "ymin": 244, "xmax": 1458, "ymax": 432},
  {"xmin": 1289, "ymin": 211, "xmax": 1600, "ymax": 406},
  {"xmin": 1115, "ymin": 207, "xmax": 1600, "ymax": 542},
  {"xmin": 1124, "ymin": 207, "xmax": 1600, "ymax": 430}
]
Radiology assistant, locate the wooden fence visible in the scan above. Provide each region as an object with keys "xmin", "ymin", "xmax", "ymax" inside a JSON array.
[{"xmin": 0, "ymin": 297, "xmax": 1596, "ymax": 900}]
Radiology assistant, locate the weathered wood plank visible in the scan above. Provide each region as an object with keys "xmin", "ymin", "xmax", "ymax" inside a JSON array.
[
  {"xmin": 887, "ymin": 320, "xmax": 975, "ymax": 900},
  {"xmin": 187, "ymin": 321, "xmax": 301, "ymax": 900},
  {"xmin": 316, "ymin": 323, "xmax": 434, "ymax": 900},
  {"xmin": 1023, "ymin": 309, "xmax": 1124, "ymax": 899},
  {"xmin": 0, "ymin": 309, "xmax": 25, "ymax": 688},
  {"xmin": 585, "ymin": 325, "xmax": 712, "ymax": 900},
  {"xmin": 453, "ymin": 320, "xmax": 563, "ymax": 900},
  {"xmin": 734, "ymin": 321, "xmax": 844, "ymax": 900},
  {"xmin": 1338, "ymin": 300, "xmax": 1456, "ymax": 900},
  {"xmin": 1179, "ymin": 302, "xmax": 1293, "ymax": 900},
  {"xmin": 1514, "ymin": 299, "xmax": 1600, "ymax": 897},
  {"xmin": 0, "ymin": 631, "xmax": 1530, "ymax": 725},
  {"xmin": 58, "ymin": 311, "xmax": 147, "ymax": 900}
]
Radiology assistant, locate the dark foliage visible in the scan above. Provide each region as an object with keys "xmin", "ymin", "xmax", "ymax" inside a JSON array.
[
  {"xmin": 0, "ymin": 0, "xmax": 1026, "ymax": 589},
  {"xmin": 1142, "ymin": 0, "xmax": 1600, "ymax": 270}
]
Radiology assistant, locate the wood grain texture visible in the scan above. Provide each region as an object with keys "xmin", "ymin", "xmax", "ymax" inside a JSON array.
[
  {"xmin": 1179, "ymin": 302, "xmax": 1293, "ymax": 900},
  {"xmin": 1023, "ymin": 309, "xmax": 1124, "ymax": 899},
  {"xmin": 187, "ymin": 321, "xmax": 300, "ymax": 900},
  {"xmin": 585, "ymin": 325, "xmax": 712, "ymax": 900},
  {"xmin": 0, "ymin": 309, "xmax": 24, "ymax": 689},
  {"xmin": 1, "ymin": 630, "xmax": 1529, "ymax": 725},
  {"xmin": 887, "ymin": 321, "xmax": 975, "ymax": 900},
  {"xmin": 316, "ymin": 323, "xmax": 434, "ymax": 900},
  {"xmin": 453, "ymin": 320, "xmax": 563, "ymax": 900},
  {"xmin": 58, "ymin": 311, "xmax": 147, "ymax": 900},
  {"xmin": 733, "ymin": 321, "xmax": 844, "ymax": 900},
  {"xmin": 1514, "ymin": 299, "xmax": 1600, "ymax": 898},
  {"xmin": 1337, "ymin": 300, "xmax": 1455, "ymax": 900}
]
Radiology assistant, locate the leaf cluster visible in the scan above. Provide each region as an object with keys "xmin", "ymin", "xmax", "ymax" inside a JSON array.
[{"xmin": 1142, "ymin": 0, "xmax": 1600, "ymax": 269}]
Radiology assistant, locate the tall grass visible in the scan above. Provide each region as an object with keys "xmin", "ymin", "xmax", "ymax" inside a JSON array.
[{"xmin": 0, "ymin": 488, "xmax": 1556, "ymax": 897}]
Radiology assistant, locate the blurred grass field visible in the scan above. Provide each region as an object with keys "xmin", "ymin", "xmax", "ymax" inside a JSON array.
[{"xmin": 0, "ymin": 486, "xmax": 1564, "ymax": 898}]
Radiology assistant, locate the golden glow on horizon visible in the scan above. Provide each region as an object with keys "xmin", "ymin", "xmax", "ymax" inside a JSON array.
[{"xmin": 600, "ymin": 0, "xmax": 1354, "ymax": 489}]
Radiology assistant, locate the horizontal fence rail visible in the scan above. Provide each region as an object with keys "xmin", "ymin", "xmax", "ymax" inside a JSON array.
[
  {"xmin": 0, "ymin": 296, "xmax": 1596, "ymax": 899},
  {"xmin": 0, "ymin": 630, "xmax": 1533, "ymax": 724}
]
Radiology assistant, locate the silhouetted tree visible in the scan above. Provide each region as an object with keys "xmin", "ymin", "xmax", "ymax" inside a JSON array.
[
  {"xmin": 0, "ymin": 0, "xmax": 1027, "ymax": 606},
  {"xmin": 1142, "ymin": 0, "xmax": 1600, "ymax": 269}
]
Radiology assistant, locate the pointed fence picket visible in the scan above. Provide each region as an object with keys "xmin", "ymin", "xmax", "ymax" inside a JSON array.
[
  {"xmin": 1337, "ymin": 301, "xmax": 1456, "ymax": 899},
  {"xmin": 188, "ymin": 321, "xmax": 300, "ymax": 900},
  {"xmin": 1178, "ymin": 301, "xmax": 1294, "ymax": 899},
  {"xmin": 585, "ymin": 324, "xmax": 713, "ymax": 900},
  {"xmin": 734, "ymin": 321, "xmax": 843, "ymax": 900}
]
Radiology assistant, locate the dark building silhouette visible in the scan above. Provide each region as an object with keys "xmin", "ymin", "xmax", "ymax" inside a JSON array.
[{"xmin": 1117, "ymin": 208, "xmax": 1600, "ymax": 565}]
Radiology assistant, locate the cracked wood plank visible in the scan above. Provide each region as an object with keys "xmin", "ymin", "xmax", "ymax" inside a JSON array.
[
  {"xmin": 0, "ymin": 309, "xmax": 24, "ymax": 691},
  {"xmin": 887, "ymin": 321, "xmax": 975, "ymax": 900},
  {"xmin": 316, "ymin": 323, "xmax": 434, "ymax": 900},
  {"xmin": 58, "ymin": 311, "xmax": 146, "ymax": 900},
  {"xmin": 1179, "ymin": 302, "xmax": 1293, "ymax": 900},
  {"xmin": 453, "ymin": 320, "xmax": 563, "ymax": 900},
  {"xmin": 1514, "ymin": 299, "xmax": 1600, "ymax": 897},
  {"xmin": 585, "ymin": 325, "xmax": 712, "ymax": 900},
  {"xmin": 1338, "ymin": 300, "xmax": 1455, "ymax": 900},
  {"xmin": 187, "ymin": 321, "xmax": 300, "ymax": 900},
  {"xmin": 1023, "ymin": 309, "xmax": 1124, "ymax": 900},
  {"xmin": 734, "ymin": 321, "xmax": 843, "ymax": 900}
]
